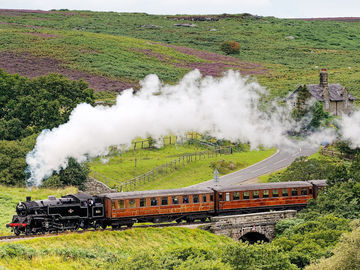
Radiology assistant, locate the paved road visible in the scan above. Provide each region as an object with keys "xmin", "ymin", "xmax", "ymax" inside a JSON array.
[{"xmin": 191, "ymin": 143, "xmax": 318, "ymax": 188}]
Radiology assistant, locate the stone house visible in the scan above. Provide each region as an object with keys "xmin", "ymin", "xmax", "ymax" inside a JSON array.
[{"xmin": 287, "ymin": 69, "xmax": 355, "ymax": 116}]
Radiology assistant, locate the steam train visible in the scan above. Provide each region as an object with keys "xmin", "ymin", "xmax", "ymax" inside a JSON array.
[{"xmin": 7, "ymin": 180, "xmax": 326, "ymax": 235}]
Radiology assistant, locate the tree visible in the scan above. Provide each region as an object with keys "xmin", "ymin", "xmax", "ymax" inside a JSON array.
[
  {"xmin": 0, "ymin": 70, "xmax": 95, "ymax": 140},
  {"xmin": 58, "ymin": 158, "xmax": 90, "ymax": 190},
  {"xmin": 220, "ymin": 41, "xmax": 240, "ymax": 54}
]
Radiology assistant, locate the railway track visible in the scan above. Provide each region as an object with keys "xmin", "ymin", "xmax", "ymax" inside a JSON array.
[{"xmin": 0, "ymin": 221, "xmax": 210, "ymax": 242}]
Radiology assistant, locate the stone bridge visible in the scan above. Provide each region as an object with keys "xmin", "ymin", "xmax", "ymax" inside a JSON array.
[{"xmin": 209, "ymin": 210, "xmax": 297, "ymax": 243}]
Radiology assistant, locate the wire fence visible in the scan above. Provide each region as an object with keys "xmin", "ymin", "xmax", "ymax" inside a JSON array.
[
  {"xmin": 115, "ymin": 146, "xmax": 235, "ymax": 192},
  {"xmin": 90, "ymin": 143, "xmax": 238, "ymax": 192}
]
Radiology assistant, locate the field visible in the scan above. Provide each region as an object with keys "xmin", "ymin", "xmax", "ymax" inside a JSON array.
[
  {"xmin": 89, "ymin": 144, "xmax": 276, "ymax": 189},
  {"xmin": 0, "ymin": 10, "xmax": 360, "ymax": 100},
  {"xmin": 0, "ymin": 227, "xmax": 234, "ymax": 269}
]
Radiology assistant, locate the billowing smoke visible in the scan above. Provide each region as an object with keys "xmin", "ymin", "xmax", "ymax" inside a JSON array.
[
  {"xmin": 340, "ymin": 111, "xmax": 360, "ymax": 148},
  {"xmin": 25, "ymin": 69, "xmax": 321, "ymax": 186}
]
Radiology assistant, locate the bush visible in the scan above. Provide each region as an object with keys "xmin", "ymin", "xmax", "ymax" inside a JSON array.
[{"xmin": 220, "ymin": 41, "xmax": 240, "ymax": 54}]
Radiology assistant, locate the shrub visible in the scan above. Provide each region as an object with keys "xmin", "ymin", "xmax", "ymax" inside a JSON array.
[{"xmin": 220, "ymin": 41, "xmax": 240, "ymax": 54}]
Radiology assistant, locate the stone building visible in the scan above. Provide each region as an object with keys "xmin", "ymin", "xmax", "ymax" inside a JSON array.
[{"xmin": 287, "ymin": 69, "xmax": 355, "ymax": 116}]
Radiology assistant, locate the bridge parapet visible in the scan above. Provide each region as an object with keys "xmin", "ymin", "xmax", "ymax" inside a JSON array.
[{"xmin": 209, "ymin": 210, "xmax": 297, "ymax": 242}]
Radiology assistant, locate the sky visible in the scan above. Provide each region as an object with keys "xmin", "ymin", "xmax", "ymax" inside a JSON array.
[{"xmin": 0, "ymin": 0, "xmax": 359, "ymax": 18}]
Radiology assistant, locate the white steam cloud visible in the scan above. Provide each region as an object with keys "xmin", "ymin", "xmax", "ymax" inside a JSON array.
[
  {"xmin": 26, "ymin": 70, "xmax": 330, "ymax": 186},
  {"xmin": 340, "ymin": 111, "xmax": 360, "ymax": 148}
]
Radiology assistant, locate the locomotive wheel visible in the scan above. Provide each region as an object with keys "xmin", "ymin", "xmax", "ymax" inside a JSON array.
[
  {"xmin": 176, "ymin": 219, "xmax": 182, "ymax": 224},
  {"xmin": 25, "ymin": 227, "xmax": 31, "ymax": 235},
  {"xmin": 101, "ymin": 224, "xmax": 107, "ymax": 230},
  {"xmin": 14, "ymin": 228, "xmax": 20, "ymax": 236},
  {"xmin": 201, "ymin": 218, "xmax": 207, "ymax": 222},
  {"xmin": 127, "ymin": 223, "xmax": 134, "ymax": 228}
]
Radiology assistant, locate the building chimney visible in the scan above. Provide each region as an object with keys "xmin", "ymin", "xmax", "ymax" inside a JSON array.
[{"xmin": 320, "ymin": 68, "xmax": 328, "ymax": 88}]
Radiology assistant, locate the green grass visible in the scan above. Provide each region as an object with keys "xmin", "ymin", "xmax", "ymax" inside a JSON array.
[
  {"xmin": 134, "ymin": 148, "xmax": 276, "ymax": 190},
  {"xmin": 0, "ymin": 186, "xmax": 78, "ymax": 236},
  {"xmin": 0, "ymin": 227, "xmax": 234, "ymax": 269},
  {"xmin": 1, "ymin": 12, "xmax": 360, "ymax": 99},
  {"xmin": 89, "ymin": 144, "xmax": 276, "ymax": 189},
  {"xmin": 89, "ymin": 144, "xmax": 211, "ymax": 185}
]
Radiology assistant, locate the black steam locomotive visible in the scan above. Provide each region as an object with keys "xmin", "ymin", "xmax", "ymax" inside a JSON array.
[{"xmin": 7, "ymin": 193, "xmax": 105, "ymax": 235}]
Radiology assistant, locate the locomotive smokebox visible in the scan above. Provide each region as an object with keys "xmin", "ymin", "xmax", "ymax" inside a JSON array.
[{"xmin": 26, "ymin": 196, "xmax": 31, "ymax": 202}]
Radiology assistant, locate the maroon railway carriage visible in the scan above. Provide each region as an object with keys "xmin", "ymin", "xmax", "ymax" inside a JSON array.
[
  {"xmin": 214, "ymin": 180, "xmax": 327, "ymax": 215},
  {"xmin": 99, "ymin": 187, "xmax": 214, "ymax": 228}
]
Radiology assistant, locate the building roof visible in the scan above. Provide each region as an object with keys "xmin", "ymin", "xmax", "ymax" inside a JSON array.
[
  {"xmin": 306, "ymin": 84, "xmax": 355, "ymax": 102},
  {"xmin": 288, "ymin": 84, "xmax": 356, "ymax": 102}
]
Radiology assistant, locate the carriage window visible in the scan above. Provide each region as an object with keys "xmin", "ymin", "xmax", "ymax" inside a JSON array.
[
  {"xmin": 282, "ymin": 189, "xmax": 288, "ymax": 197},
  {"xmin": 112, "ymin": 201, "xmax": 116, "ymax": 209},
  {"xmin": 183, "ymin": 195, "xmax": 189, "ymax": 204},
  {"xmin": 225, "ymin": 193, "xmax": 230, "ymax": 201},
  {"xmin": 210, "ymin": 194, "xmax": 214, "ymax": 202},
  {"xmin": 129, "ymin": 199, "xmax": 136, "ymax": 208},
  {"xmin": 118, "ymin": 200, "xmax": 125, "ymax": 209},
  {"xmin": 233, "ymin": 192, "xmax": 240, "ymax": 200},
  {"xmin": 193, "ymin": 195, "xmax": 199, "ymax": 203},
  {"xmin": 202, "ymin": 195, "xmax": 207, "ymax": 203},
  {"xmin": 172, "ymin": 196, "xmax": 179, "ymax": 204},
  {"xmin": 292, "ymin": 188, "xmax": 298, "ymax": 196},
  {"xmin": 243, "ymin": 191, "xmax": 250, "ymax": 199},
  {"xmin": 150, "ymin": 197, "xmax": 158, "ymax": 206},
  {"xmin": 301, "ymin": 188, "xmax": 308, "ymax": 195},
  {"xmin": 161, "ymin": 197, "xmax": 168, "ymax": 205},
  {"xmin": 219, "ymin": 193, "xmax": 223, "ymax": 201},
  {"xmin": 253, "ymin": 190, "xmax": 259, "ymax": 199},
  {"xmin": 309, "ymin": 188, "xmax": 313, "ymax": 195},
  {"xmin": 272, "ymin": 189, "xmax": 279, "ymax": 197},
  {"xmin": 140, "ymin": 198, "xmax": 146, "ymax": 207},
  {"xmin": 263, "ymin": 190, "xmax": 269, "ymax": 198}
]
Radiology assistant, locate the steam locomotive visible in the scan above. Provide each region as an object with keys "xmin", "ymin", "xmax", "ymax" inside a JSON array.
[{"xmin": 7, "ymin": 180, "xmax": 327, "ymax": 235}]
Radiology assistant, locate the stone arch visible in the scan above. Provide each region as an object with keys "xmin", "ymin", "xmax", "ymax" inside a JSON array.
[{"xmin": 239, "ymin": 232, "xmax": 270, "ymax": 244}]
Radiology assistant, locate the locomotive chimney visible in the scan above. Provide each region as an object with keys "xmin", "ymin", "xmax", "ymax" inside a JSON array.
[
  {"xmin": 26, "ymin": 196, "xmax": 31, "ymax": 202},
  {"xmin": 320, "ymin": 68, "xmax": 328, "ymax": 88}
]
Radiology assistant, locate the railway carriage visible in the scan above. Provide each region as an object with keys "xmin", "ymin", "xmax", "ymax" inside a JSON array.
[
  {"xmin": 214, "ymin": 181, "xmax": 315, "ymax": 214},
  {"xmin": 99, "ymin": 187, "xmax": 214, "ymax": 228}
]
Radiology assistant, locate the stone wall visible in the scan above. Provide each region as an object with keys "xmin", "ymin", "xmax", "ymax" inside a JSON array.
[
  {"xmin": 209, "ymin": 210, "xmax": 297, "ymax": 241},
  {"xmin": 83, "ymin": 177, "xmax": 116, "ymax": 195}
]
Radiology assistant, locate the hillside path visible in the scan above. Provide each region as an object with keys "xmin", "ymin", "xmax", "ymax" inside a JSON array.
[{"xmin": 190, "ymin": 143, "xmax": 318, "ymax": 188}]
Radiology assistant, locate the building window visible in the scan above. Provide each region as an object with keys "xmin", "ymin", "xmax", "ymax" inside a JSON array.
[
  {"xmin": 243, "ymin": 191, "xmax": 250, "ymax": 200},
  {"xmin": 183, "ymin": 195, "xmax": 189, "ymax": 204},
  {"xmin": 129, "ymin": 199, "xmax": 136, "ymax": 208},
  {"xmin": 263, "ymin": 190, "xmax": 269, "ymax": 198},
  {"xmin": 301, "ymin": 188, "xmax": 308, "ymax": 195},
  {"xmin": 282, "ymin": 189, "xmax": 288, "ymax": 197},
  {"xmin": 253, "ymin": 191, "xmax": 259, "ymax": 199},
  {"xmin": 292, "ymin": 188, "xmax": 298, "ymax": 196},
  {"xmin": 151, "ymin": 197, "xmax": 158, "ymax": 206},
  {"xmin": 272, "ymin": 189, "xmax": 279, "ymax": 197},
  {"xmin": 161, "ymin": 197, "xmax": 168, "ymax": 205},
  {"xmin": 202, "ymin": 195, "xmax": 207, "ymax": 203},
  {"xmin": 233, "ymin": 192, "xmax": 240, "ymax": 200},
  {"xmin": 140, "ymin": 198, "xmax": 146, "ymax": 207},
  {"xmin": 193, "ymin": 195, "xmax": 199, "ymax": 203},
  {"xmin": 172, "ymin": 196, "xmax": 179, "ymax": 204}
]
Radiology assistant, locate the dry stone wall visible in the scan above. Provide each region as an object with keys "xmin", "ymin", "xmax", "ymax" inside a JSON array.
[{"xmin": 84, "ymin": 177, "xmax": 116, "ymax": 195}]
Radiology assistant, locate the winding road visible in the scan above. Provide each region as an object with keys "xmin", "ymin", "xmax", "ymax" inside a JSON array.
[{"xmin": 191, "ymin": 143, "xmax": 319, "ymax": 188}]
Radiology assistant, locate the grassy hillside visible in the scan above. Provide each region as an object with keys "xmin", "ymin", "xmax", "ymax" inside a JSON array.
[
  {"xmin": 89, "ymin": 144, "xmax": 276, "ymax": 189},
  {"xmin": 0, "ymin": 228, "xmax": 234, "ymax": 269},
  {"xmin": 1, "ymin": 10, "xmax": 360, "ymax": 98}
]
